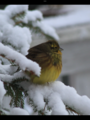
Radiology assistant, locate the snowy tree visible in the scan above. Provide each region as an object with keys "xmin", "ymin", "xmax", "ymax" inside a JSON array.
[{"xmin": 0, "ymin": 5, "xmax": 90, "ymax": 115}]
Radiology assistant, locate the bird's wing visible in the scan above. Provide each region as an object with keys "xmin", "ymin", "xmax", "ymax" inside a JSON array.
[{"xmin": 26, "ymin": 47, "xmax": 51, "ymax": 68}]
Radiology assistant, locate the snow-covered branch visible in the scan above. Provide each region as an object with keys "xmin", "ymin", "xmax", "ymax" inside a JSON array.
[
  {"xmin": 23, "ymin": 10, "xmax": 43, "ymax": 23},
  {"xmin": 32, "ymin": 21, "xmax": 59, "ymax": 41},
  {"xmin": 0, "ymin": 42, "xmax": 41, "ymax": 76},
  {"xmin": 5, "ymin": 5, "xmax": 28, "ymax": 18},
  {"xmin": 28, "ymin": 81, "xmax": 90, "ymax": 115}
]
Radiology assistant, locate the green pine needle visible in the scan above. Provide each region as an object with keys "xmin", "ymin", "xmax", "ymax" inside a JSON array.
[{"xmin": 4, "ymin": 80, "xmax": 28, "ymax": 108}]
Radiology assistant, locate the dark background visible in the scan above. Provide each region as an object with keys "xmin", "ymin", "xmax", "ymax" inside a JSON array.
[{"xmin": 0, "ymin": 5, "xmax": 39, "ymax": 10}]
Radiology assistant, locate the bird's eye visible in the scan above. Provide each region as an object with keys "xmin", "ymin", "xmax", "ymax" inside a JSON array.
[
  {"xmin": 50, "ymin": 44, "xmax": 54, "ymax": 49},
  {"xmin": 51, "ymin": 45, "xmax": 57, "ymax": 49}
]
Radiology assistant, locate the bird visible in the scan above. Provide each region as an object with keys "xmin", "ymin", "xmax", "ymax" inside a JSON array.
[{"xmin": 25, "ymin": 40, "xmax": 63, "ymax": 84}]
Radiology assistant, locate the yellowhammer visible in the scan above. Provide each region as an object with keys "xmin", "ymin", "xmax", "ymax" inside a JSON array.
[{"xmin": 26, "ymin": 40, "xmax": 63, "ymax": 84}]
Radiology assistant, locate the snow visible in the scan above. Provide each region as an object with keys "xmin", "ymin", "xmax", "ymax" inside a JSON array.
[
  {"xmin": 43, "ymin": 7, "xmax": 90, "ymax": 28},
  {"xmin": 0, "ymin": 71, "xmax": 27, "ymax": 83},
  {"xmin": 0, "ymin": 5, "xmax": 28, "ymax": 29},
  {"xmin": 0, "ymin": 42, "xmax": 41, "ymax": 77},
  {"xmin": 5, "ymin": 5, "xmax": 28, "ymax": 18},
  {"xmin": 10, "ymin": 107, "xmax": 29, "ymax": 115},
  {"xmin": 1, "ymin": 24, "xmax": 32, "ymax": 55},
  {"xmin": 0, "ymin": 64, "xmax": 18, "ymax": 75},
  {"xmin": 32, "ymin": 21, "xmax": 59, "ymax": 41},
  {"xmin": 0, "ymin": 14, "xmax": 13, "ymax": 31},
  {"xmin": 24, "ymin": 97, "xmax": 33, "ymax": 114},
  {"xmin": 28, "ymin": 81, "xmax": 90, "ymax": 115},
  {"xmin": 0, "ymin": 64, "xmax": 8, "ymax": 74},
  {"xmin": 23, "ymin": 10, "xmax": 43, "ymax": 23},
  {"xmin": 0, "ymin": 80, "xmax": 6, "ymax": 106},
  {"xmin": 2, "ymin": 96, "xmax": 11, "ymax": 110},
  {"xmin": 48, "ymin": 92, "xmax": 68, "ymax": 115},
  {"xmin": 28, "ymin": 84, "xmax": 45, "ymax": 111}
]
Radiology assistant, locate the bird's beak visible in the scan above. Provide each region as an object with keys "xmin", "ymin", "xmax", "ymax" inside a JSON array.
[{"xmin": 60, "ymin": 47, "xmax": 63, "ymax": 51}]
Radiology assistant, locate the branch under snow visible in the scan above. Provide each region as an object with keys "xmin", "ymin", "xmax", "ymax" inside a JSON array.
[
  {"xmin": 28, "ymin": 81, "xmax": 90, "ymax": 115},
  {"xmin": 0, "ymin": 42, "xmax": 41, "ymax": 76},
  {"xmin": 1, "ymin": 24, "xmax": 32, "ymax": 55},
  {"xmin": 23, "ymin": 10, "xmax": 43, "ymax": 23},
  {"xmin": 5, "ymin": 5, "xmax": 28, "ymax": 18},
  {"xmin": 0, "ymin": 71, "xmax": 29, "ymax": 83}
]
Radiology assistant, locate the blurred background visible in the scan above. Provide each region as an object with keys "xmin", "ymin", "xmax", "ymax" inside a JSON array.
[{"xmin": 1, "ymin": 5, "xmax": 90, "ymax": 98}]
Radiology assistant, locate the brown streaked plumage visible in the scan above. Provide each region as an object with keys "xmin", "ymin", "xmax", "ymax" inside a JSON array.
[{"xmin": 26, "ymin": 40, "xmax": 63, "ymax": 84}]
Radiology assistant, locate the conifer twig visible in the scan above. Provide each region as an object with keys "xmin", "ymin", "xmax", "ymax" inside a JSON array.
[
  {"xmin": 0, "ymin": 54, "xmax": 15, "ymax": 63},
  {"xmin": 66, "ymin": 106, "xmax": 80, "ymax": 115}
]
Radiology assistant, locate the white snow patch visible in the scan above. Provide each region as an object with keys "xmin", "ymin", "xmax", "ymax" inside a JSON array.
[
  {"xmin": 0, "ymin": 64, "xmax": 18, "ymax": 75},
  {"xmin": 2, "ymin": 24, "xmax": 32, "ymax": 55},
  {"xmin": 2, "ymin": 96, "xmax": 11, "ymax": 110},
  {"xmin": 0, "ymin": 70, "xmax": 29, "ymax": 83},
  {"xmin": 0, "ymin": 80, "xmax": 6, "ymax": 106},
  {"xmin": 0, "ymin": 14, "xmax": 12, "ymax": 31},
  {"xmin": 10, "ymin": 107, "xmax": 29, "ymax": 115},
  {"xmin": 23, "ymin": 10, "xmax": 43, "ymax": 23},
  {"xmin": 48, "ymin": 92, "xmax": 68, "ymax": 115},
  {"xmin": 24, "ymin": 97, "xmax": 33, "ymax": 115},
  {"xmin": 28, "ymin": 84, "xmax": 45, "ymax": 110}
]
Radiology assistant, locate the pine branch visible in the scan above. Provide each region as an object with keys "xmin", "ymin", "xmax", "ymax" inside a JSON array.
[
  {"xmin": 66, "ymin": 106, "xmax": 80, "ymax": 115},
  {"xmin": 12, "ymin": 11, "xmax": 26, "ymax": 24},
  {"xmin": 29, "ymin": 98, "xmax": 37, "ymax": 113},
  {"xmin": 1, "ymin": 41, "xmax": 18, "ymax": 52},
  {"xmin": 28, "ymin": 97, "xmax": 51, "ymax": 115},
  {"xmin": 0, "ymin": 110, "xmax": 6, "ymax": 115},
  {"xmin": 14, "ymin": 19, "xmax": 57, "ymax": 41},
  {"xmin": 4, "ymin": 80, "xmax": 28, "ymax": 108},
  {"xmin": 0, "ymin": 54, "xmax": 15, "ymax": 63},
  {"xmin": 29, "ymin": 98, "xmax": 44, "ymax": 115},
  {"xmin": 12, "ymin": 77, "xmax": 29, "ymax": 84},
  {"xmin": 0, "ymin": 107, "xmax": 10, "ymax": 115}
]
